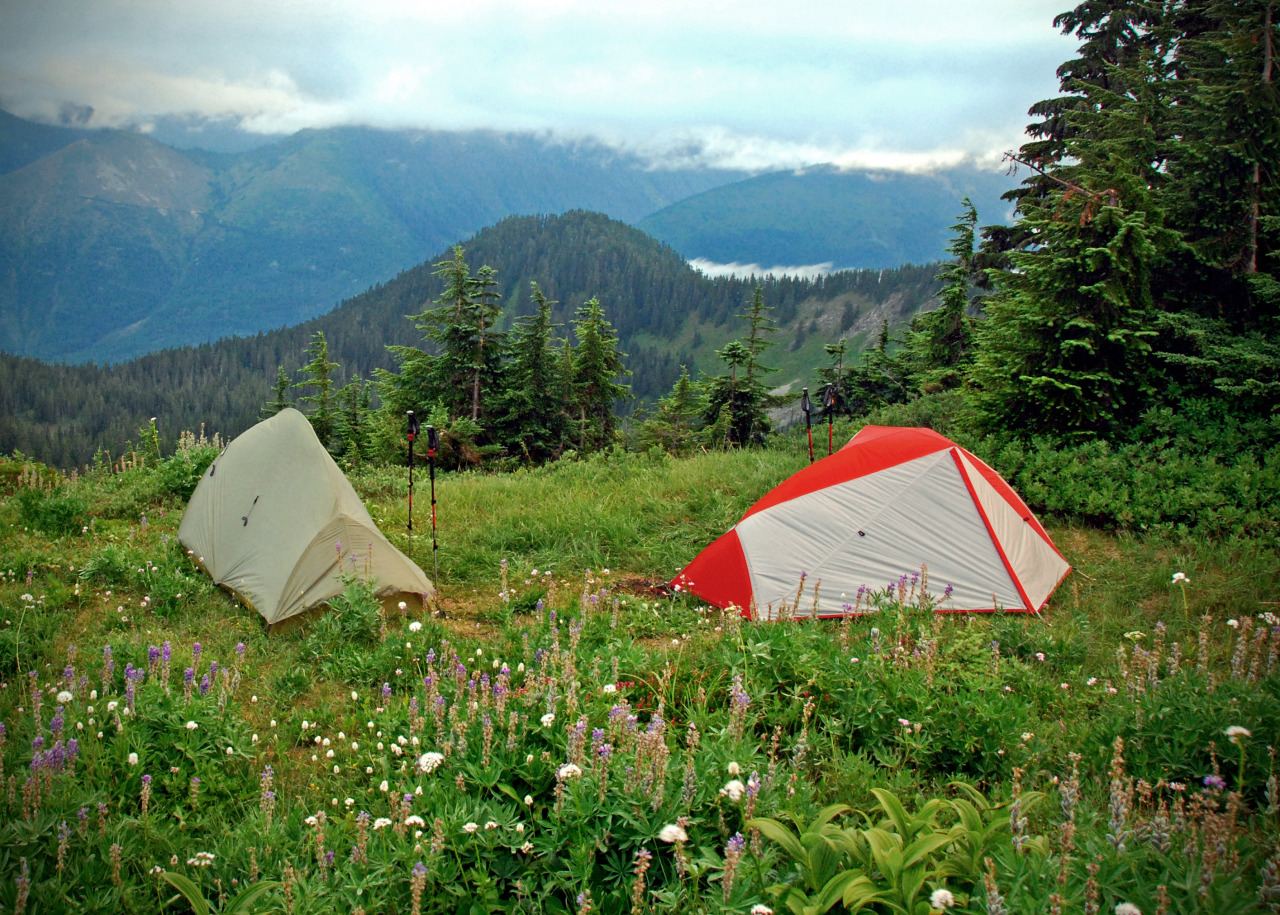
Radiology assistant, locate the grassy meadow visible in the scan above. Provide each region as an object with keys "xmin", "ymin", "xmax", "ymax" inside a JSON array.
[{"xmin": 1, "ymin": 427, "xmax": 1279, "ymax": 914}]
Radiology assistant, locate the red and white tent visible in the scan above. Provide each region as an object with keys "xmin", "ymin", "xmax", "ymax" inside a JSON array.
[{"xmin": 673, "ymin": 426, "xmax": 1070, "ymax": 618}]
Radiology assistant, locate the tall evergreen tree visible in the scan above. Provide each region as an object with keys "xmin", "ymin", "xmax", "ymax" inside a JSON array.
[
  {"xmin": 902, "ymin": 199, "xmax": 979, "ymax": 393},
  {"xmin": 295, "ymin": 332, "xmax": 340, "ymax": 450},
  {"xmin": 570, "ymin": 298, "xmax": 631, "ymax": 452},
  {"xmin": 499, "ymin": 282, "xmax": 565, "ymax": 462},
  {"xmin": 702, "ymin": 285, "xmax": 779, "ymax": 446}
]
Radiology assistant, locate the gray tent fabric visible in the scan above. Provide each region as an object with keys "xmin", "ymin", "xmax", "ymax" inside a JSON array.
[{"xmin": 178, "ymin": 408, "xmax": 434, "ymax": 625}]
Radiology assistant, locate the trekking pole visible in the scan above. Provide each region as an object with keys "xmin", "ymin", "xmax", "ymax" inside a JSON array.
[
  {"xmin": 406, "ymin": 411, "xmax": 419, "ymax": 559},
  {"xmin": 823, "ymin": 383, "xmax": 837, "ymax": 456},
  {"xmin": 427, "ymin": 425, "xmax": 439, "ymax": 584},
  {"xmin": 801, "ymin": 387, "xmax": 813, "ymax": 463}
]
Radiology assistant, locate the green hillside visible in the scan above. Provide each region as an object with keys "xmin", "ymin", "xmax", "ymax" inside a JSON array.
[
  {"xmin": 0, "ymin": 211, "xmax": 941, "ymax": 469},
  {"xmin": 639, "ymin": 163, "xmax": 1016, "ymax": 269}
]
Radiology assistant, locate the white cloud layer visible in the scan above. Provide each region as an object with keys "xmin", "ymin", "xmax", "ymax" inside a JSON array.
[
  {"xmin": 0, "ymin": 0, "xmax": 1077, "ymax": 171},
  {"xmin": 690, "ymin": 258, "xmax": 835, "ymax": 282}
]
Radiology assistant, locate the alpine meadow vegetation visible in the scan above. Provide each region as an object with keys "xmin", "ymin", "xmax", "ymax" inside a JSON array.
[{"xmin": 2, "ymin": 1, "xmax": 1280, "ymax": 912}]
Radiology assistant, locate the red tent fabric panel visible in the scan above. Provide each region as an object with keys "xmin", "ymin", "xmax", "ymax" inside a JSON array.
[
  {"xmin": 675, "ymin": 527, "xmax": 754, "ymax": 614},
  {"xmin": 743, "ymin": 426, "xmax": 952, "ymax": 520}
]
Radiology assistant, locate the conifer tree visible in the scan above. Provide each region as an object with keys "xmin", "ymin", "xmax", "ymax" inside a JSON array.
[
  {"xmin": 570, "ymin": 297, "xmax": 631, "ymax": 452},
  {"xmin": 499, "ymin": 282, "xmax": 565, "ymax": 462},
  {"xmin": 702, "ymin": 285, "xmax": 779, "ymax": 446},
  {"xmin": 295, "ymin": 332, "xmax": 340, "ymax": 450},
  {"xmin": 902, "ymin": 199, "xmax": 979, "ymax": 393},
  {"xmin": 261, "ymin": 365, "xmax": 293, "ymax": 419},
  {"xmin": 637, "ymin": 366, "xmax": 704, "ymax": 454}
]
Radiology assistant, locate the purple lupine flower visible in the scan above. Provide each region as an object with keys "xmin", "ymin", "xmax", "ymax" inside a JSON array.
[
  {"xmin": 1204, "ymin": 774, "xmax": 1226, "ymax": 791},
  {"xmin": 184, "ymin": 667, "xmax": 195, "ymax": 687},
  {"xmin": 209, "ymin": 660, "xmax": 219, "ymax": 680},
  {"xmin": 943, "ymin": 583, "xmax": 954, "ymax": 599},
  {"xmin": 162, "ymin": 642, "xmax": 171, "ymax": 663},
  {"xmin": 65, "ymin": 738, "xmax": 79, "ymax": 764},
  {"xmin": 32, "ymin": 736, "xmax": 44, "ymax": 753},
  {"xmin": 50, "ymin": 709, "xmax": 64, "ymax": 737},
  {"xmin": 598, "ymin": 743, "xmax": 613, "ymax": 759},
  {"xmin": 236, "ymin": 642, "xmax": 245, "ymax": 658},
  {"xmin": 64, "ymin": 664, "xmax": 75, "ymax": 686},
  {"xmin": 199, "ymin": 674, "xmax": 210, "ymax": 696},
  {"xmin": 382, "ymin": 682, "xmax": 392, "ymax": 700},
  {"xmin": 148, "ymin": 645, "xmax": 161, "ymax": 665},
  {"xmin": 192, "ymin": 643, "xmax": 202, "ymax": 665},
  {"xmin": 425, "ymin": 649, "xmax": 436, "ymax": 664}
]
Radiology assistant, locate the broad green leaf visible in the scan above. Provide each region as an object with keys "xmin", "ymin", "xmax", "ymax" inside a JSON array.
[{"xmin": 161, "ymin": 872, "xmax": 211, "ymax": 915}]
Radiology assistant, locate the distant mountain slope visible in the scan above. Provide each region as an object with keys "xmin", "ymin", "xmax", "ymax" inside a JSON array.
[
  {"xmin": 0, "ymin": 112, "xmax": 744, "ymax": 364},
  {"xmin": 0, "ymin": 109, "xmax": 92, "ymax": 174},
  {"xmin": 638, "ymin": 163, "xmax": 1016, "ymax": 269},
  {"xmin": 0, "ymin": 211, "xmax": 941, "ymax": 468}
]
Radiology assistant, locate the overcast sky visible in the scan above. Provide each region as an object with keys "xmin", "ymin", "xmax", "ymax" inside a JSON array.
[{"xmin": 0, "ymin": 0, "xmax": 1077, "ymax": 172}]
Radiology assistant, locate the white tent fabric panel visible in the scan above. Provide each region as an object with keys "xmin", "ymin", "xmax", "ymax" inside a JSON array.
[
  {"xmin": 956, "ymin": 451, "xmax": 1070, "ymax": 610},
  {"xmin": 735, "ymin": 450, "xmax": 1022, "ymax": 618}
]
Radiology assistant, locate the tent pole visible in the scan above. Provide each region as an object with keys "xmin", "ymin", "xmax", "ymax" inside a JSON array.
[
  {"xmin": 800, "ymin": 388, "xmax": 813, "ymax": 463},
  {"xmin": 406, "ymin": 411, "xmax": 419, "ymax": 560}
]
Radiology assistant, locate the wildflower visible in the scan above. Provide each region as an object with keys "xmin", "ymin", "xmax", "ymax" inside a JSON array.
[
  {"xmin": 405, "ymin": 815, "xmax": 426, "ymax": 827},
  {"xmin": 56, "ymin": 690, "xmax": 73, "ymax": 704},
  {"xmin": 1114, "ymin": 904, "xmax": 1142, "ymax": 915},
  {"xmin": 602, "ymin": 684, "xmax": 617, "ymax": 694},
  {"xmin": 128, "ymin": 752, "xmax": 138, "ymax": 766},
  {"xmin": 379, "ymin": 780, "xmax": 389, "ymax": 792},
  {"xmin": 727, "ymin": 761, "xmax": 741, "ymax": 776},
  {"xmin": 1204, "ymin": 774, "xmax": 1226, "ymax": 791},
  {"xmin": 1035, "ymin": 652, "xmax": 1045, "ymax": 661},
  {"xmin": 540, "ymin": 713, "xmax": 555, "ymax": 727},
  {"xmin": 351, "ymin": 691, "xmax": 359, "ymax": 701},
  {"xmin": 462, "ymin": 822, "xmax": 479, "ymax": 833},
  {"xmin": 185, "ymin": 721, "xmax": 198, "ymax": 730},
  {"xmin": 1225, "ymin": 726, "xmax": 1252, "ymax": 744},
  {"xmin": 1123, "ymin": 631, "xmax": 1145, "ymax": 641},
  {"xmin": 484, "ymin": 820, "xmax": 499, "ymax": 830},
  {"xmin": 557, "ymin": 763, "xmax": 583, "ymax": 780},
  {"xmin": 1228, "ymin": 619, "xmax": 1239, "ymax": 629},
  {"xmin": 751, "ymin": 907, "xmax": 774, "ymax": 915},
  {"xmin": 931, "ymin": 888, "xmax": 955, "ymax": 909},
  {"xmin": 417, "ymin": 752, "xmax": 445, "ymax": 773},
  {"xmin": 658, "ymin": 823, "xmax": 688, "ymax": 843},
  {"xmin": 1171, "ymin": 572, "xmax": 1187, "ymax": 583},
  {"xmin": 524, "ymin": 795, "xmax": 534, "ymax": 806},
  {"xmin": 409, "ymin": 621, "xmax": 422, "ymax": 632},
  {"xmin": 721, "ymin": 779, "xmax": 746, "ymax": 802},
  {"xmin": 373, "ymin": 818, "xmax": 393, "ymax": 830},
  {"xmin": 519, "ymin": 841, "xmax": 534, "ymax": 853}
]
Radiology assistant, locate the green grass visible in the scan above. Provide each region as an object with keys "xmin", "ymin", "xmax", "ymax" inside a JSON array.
[{"xmin": 1, "ymin": 439, "xmax": 1279, "ymax": 914}]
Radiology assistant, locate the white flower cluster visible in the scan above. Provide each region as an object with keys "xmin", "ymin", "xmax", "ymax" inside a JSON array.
[{"xmin": 417, "ymin": 751, "xmax": 445, "ymax": 773}]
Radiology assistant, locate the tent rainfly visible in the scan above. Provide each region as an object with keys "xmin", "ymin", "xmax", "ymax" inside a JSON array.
[
  {"xmin": 673, "ymin": 425, "xmax": 1070, "ymax": 619},
  {"xmin": 179, "ymin": 408, "xmax": 434, "ymax": 627}
]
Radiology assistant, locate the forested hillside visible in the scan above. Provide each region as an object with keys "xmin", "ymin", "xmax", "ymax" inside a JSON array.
[{"xmin": 0, "ymin": 211, "xmax": 941, "ymax": 468}]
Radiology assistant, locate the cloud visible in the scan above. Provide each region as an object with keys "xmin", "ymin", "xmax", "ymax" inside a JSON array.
[
  {"xmin": 690, "ymin": 258, "xmax": 835, "ymax": 281},
  {"xmin": 0, "ymin": 0, "xmax": 1077, "ymax": 170}
]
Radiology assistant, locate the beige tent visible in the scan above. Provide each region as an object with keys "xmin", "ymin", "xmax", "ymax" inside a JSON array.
[{"xmin": 179, "ymin": 408, "xmax": 434, "ymax": 626}]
